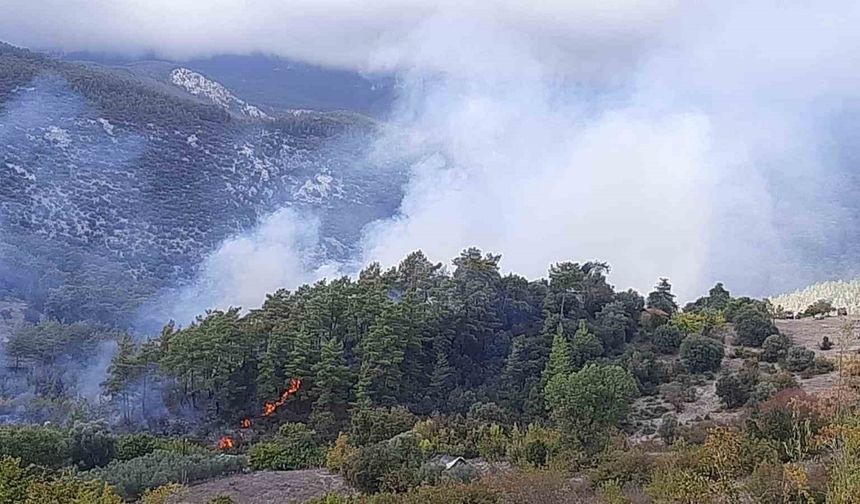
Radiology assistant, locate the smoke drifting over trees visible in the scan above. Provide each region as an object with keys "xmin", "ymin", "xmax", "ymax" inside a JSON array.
[{"xmin": 8, "ymin": 1, "xmax": 855, "ymax": 312}]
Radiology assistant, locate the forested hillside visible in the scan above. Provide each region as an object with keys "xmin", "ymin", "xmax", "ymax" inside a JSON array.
[
  {"xmin": 0, "ymin": 42, "xmax": 405, "ymax": 325},
  {"xmin": 772, "ymin": 279, "xmax": 860, "ymax": 316},
  {"xmin": 1, "ymin": 248, "xmax": 858, "ymax": 502}
]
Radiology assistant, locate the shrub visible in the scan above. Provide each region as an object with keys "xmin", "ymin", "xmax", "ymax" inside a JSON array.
[
  {"xmin": 812, "ymin": 356, "xmax": 835, "ymax": 374},
  {"xmin": 340, "ymin": 434, "xmax": 424, "ymax": 494},
  {"xmin": 784, "ymin": 346, "xmax": 815, "ymax": 372},
  {"xmin": 467, "ymin": 402, "xmax": 510, "ymax": 424},
  {"xmin": 0, "ymin": 426, "xmax": 70, "ymax": 468},
  {"xmin": 749, "ymin": 389, "xmax": 825, "ymax": 462},
  {"xmin": 819, "ymin": 336, "xmax": 833, "ymax": 350},
  {"xmin": 157, "ymin": 438, "xmax": 212, "ymax": 456},
  {"xmin": 68, "ymin": 421, "xmax": 116, "ymax": 470},
  {"xmin": 590, "ymin": 448, "xmax": 655, "ymax": 487},
  {"xmin": 750, "ymin": 371, "xmax": 798, "ymax": 404},
  {"xmin": 350, "ymin": 407, "xmax": 417, "ymax": 446},
  {"xmin": 207, "ymin": 496, "xmax": 238, "ymax": 504},
  {"xmin": 716, "ymin": 373, "xmax": 751, "ymax": 408},
  {"xmin": 803, "ymin": 299, "xmax": 833, "ymax": 318},
  {"xmin": 475, "ymin": 424, "xmax": 508, "ymax": 462},
  {"xmin": 308, "ymin": 482, "xmax": 498, "ymax": 504},
  {"xmin": 140, "ymin": 484, "xmax": 185, "ymax": 504},
  {"xmin": 506, "ymin": 424, "xmax": 563, "ymax": 468},
  {"xmin": 653, "ymin": 324, "xmax": 684, "ymax": 354},
  {"xmin": 248, "ymin": 441, "xmax": 323, "ymax": 471},
  {"xmin": 760, "ymin": 334, "xmax": 790, "ymax": 363},
  {"xmin": 679, "ymin": 336, "xmax": 724, "ymax": 373},
  {"xmin": 658, "ymin": 412, "xmax": 678, "ymax": 445},
  {"xmin": 0, "ymin": 456, "xmax": 122, "ymax": 504},
  {"xmin": 116, "ymin": 433, "xmax": 163, "ymax": 461},
  {"xmin": 734, "ymin": 306, "xmax": 778, "ymax": 347},
  {"xmin": 86, "ymin": 450, "xmax": 246, "ymax": 500},
  {"xmin": 660, "ymin": 381, "xmax": 697, "ymax": 409},
  {"xmin": 249, "ymin": 423, "xmax": 324, "ymax": 471},
  {"xmin": 325, "ymin": 433, "xmax": 358, "ymax": 473},
  {"xmin": 670, "ymin": 310, "xmax": 726, "ymax": 337},
  {"xmin": 624, "ymin": 350, "xmax": 671, "ymax": 395},
  {"xmin": 410, "ymin": 416, "xmax": 477, "ymax": 458}
]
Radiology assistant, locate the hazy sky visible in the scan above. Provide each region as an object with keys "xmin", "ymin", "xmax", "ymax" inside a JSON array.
[{"xmin": 4, "ymin": 1, "xmax": 860, "ymax": 311}]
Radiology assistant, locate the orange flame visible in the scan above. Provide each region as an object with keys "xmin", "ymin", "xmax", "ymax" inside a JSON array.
[
  {"xmin": 241, "ymin": 418, "xmax": 251, "ymax": 429},
  {"xmin": 218, "ymin": 436, "xmax": 235, "ymax": 450},
  {"xmin": 263, "ymin": 378, "xmax": 302, "ymax": 417}
]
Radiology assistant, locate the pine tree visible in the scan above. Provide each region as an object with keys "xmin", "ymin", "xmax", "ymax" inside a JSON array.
[
  {"xmin": 542, "ymin": 323, "xmax": 572, "ymax": 386},
  {"xmin": 647, "ymin": 278, "xmax": 678, "ymax": 316},
  {"xmin": 313, "ymin": 337, "xmax": 352, "ymax": 409},
  {"xmin": 355, "ymin": 302, "xmax": 405, "ymax": 406},
  {"xmin": 103, "ymin": 335, "xmax": 141, "ymax": 421},
  {"xmin": 571, "ymin": 319, "xmax": 604, "ymax": 367},
  {"xmin": 428, "ymin": 348, "xmax": 454, "ymax": 407},
  {"xmin": 283, "ymin": 327, "xmax": 316, "ymax": 380}
]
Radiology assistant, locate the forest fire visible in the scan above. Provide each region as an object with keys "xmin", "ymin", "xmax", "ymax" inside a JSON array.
[
  {"xmin": 262, "ymin": 378, "xmax": 302, "ymax": 416},
  {"xmin": 241, "ymin": 418, "xmax": 251, "ymax": 429},
  {"xmin": 217, "ymin": 436, "xmax": 235, "ymax": 450}
]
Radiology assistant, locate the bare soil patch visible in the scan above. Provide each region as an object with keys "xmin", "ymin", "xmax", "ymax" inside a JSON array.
[
  {"xmin": 170, "ymin": 469, "xmax": 352, "ymax": 504},
  {"xmin": 777, "ymin": 317, "xmax": 860, "ymax": 395},
  {"xmin": 776, "ymin": 317, "xmax": 860, "ymax": 356}
]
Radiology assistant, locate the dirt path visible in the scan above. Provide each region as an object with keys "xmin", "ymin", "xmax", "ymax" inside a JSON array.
[{"xmin": 170, "ymin": 469, "xmax": 353, "ymax": 504}]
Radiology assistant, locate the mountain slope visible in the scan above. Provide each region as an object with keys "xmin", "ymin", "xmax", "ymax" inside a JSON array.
[
  {"xmin": 771, "ymin": 279, "xmax": 860, "ymax": 315},
  {"xmin": 0, "ymin": 42, "xmax": 405, "ymax": 325}
]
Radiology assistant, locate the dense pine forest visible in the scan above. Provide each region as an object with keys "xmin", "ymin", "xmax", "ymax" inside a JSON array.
[{"xmin": 0, "ymin": 248, "xmax": 859, "ymax": 502}]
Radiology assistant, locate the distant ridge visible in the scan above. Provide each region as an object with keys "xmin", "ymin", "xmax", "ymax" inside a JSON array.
[{"xmin": 770, "ymin": 279, "xmax": 860, "ymax": 314}]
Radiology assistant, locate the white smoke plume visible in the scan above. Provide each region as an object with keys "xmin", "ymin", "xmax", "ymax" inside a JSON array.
[
  {"xmin": 140, "ymin": 209, "xmax": 339, "ymax": 326},
  {"xmin": 7, "ymin": 1, "xmax": 860, "ymax": 306}
]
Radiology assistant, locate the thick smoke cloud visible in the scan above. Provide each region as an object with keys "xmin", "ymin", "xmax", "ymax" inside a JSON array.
[
  {"xmin": 0, "ymin": 1, "xmax": 677, "ymax": 75},
  {"xmin": 7, "ymin": 1, "xmax": 860, "ymax": 307},
  {"xmin": 139, "ymin": 209, "xmax": 339, "ymax": 328}
]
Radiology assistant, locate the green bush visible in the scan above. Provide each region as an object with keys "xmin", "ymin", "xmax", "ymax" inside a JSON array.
[
  {"xmin": 760, "ymin": 334, "xmax": 790, "ymax": 363},
  {"xmin": 658, "ymin": 413, "xmax": 678, "ymax": 445},
  {"xmin": 248, "ymin": 423, "xmax": 324, "ymax": 471},
  {"xmin": 734, "ymin": 307, "xmax": 777, "ymax": 347},
  {"xmin": 86, "ymin": 450, "xmax": 246, "ymax": 500},
  {"xmin": 716, "ymin": 373, "xmax": 751, "ymax": 408},
  {"xmin": 803, "ymin": 299, "xmax": 833, "ymax": 318},
  {"xmin": 68, "ymin": 421, "xmax": 116, "ymax": 470},
  {"xmin": 350, "ymin": 406, "xmax": 417, "ymax": 446},
  {"xmin": 475, "ymin": 424, "xmax": 508, "ymax": 461},
  {"xmin": 653, "ymin": 324, "xmax": 684, "ymax": 354},
  {"xmin": 0, "ymin": 455, "xmax": 122, "ymax": 504},
  {"xmin": 590, "ymin": 448, "xmax": 655, "ymax": 487},
  {"xmin": 784, "ymin": 346, "xmax": 815, "ymax": 372},
  {"xmin": 248, "ymin": 441, "xmax": 323, "ymax": 471},
  {"xmin": 679, "ymin": 336, "xmax": 724, "ymax": 373},
  {"xmin": 116, "ymin": 433, "xmax": 163, "ymax": 461},
  {"xmin": 307, "ymin": 482, "xmax": 497, "ymax": 504},
  {"xmin": 0, "ymin": 426, "xmax": 70, "ymax": 469},
  {"xmin": 812, "ymin": 356, "xmax": 835, "ymax": 374},
  {"xmin": 340, "ymin": 434, "xmax": 424, "ymax": 494}
]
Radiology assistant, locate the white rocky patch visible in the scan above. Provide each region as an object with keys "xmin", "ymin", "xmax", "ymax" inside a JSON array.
[
  {"xmin": 295, "ymin": 173, "xmax": 344, "ymax": 203},
  {"xmin": 97, "ymin": 118, "xmax": 114, "ymax": 136},
  {"xmin": 44, "ymin": 126, "xmax": 71, "ymax": 148},
  {"xmin": 186, "ymin": 134, "xmax": 199, "ymax": 147},
  {"xmin": 6, "ymin": 162, "xmax": 35, "ymax": 181},
  {"xmin": 170, "ymin": 68, "xmax": 271, "ymax": 120}
]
